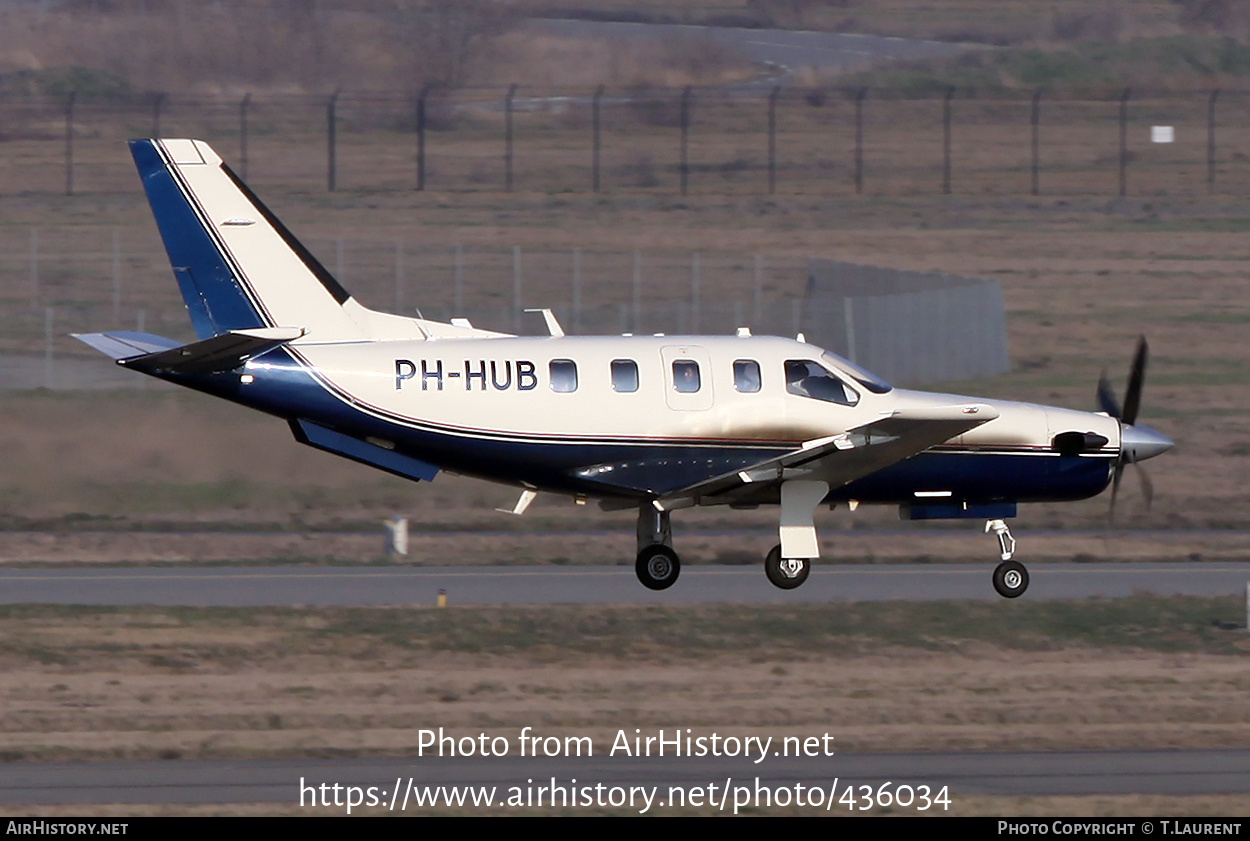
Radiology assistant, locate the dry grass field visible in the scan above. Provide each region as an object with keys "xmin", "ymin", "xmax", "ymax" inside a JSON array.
[{"xmin": 0, "ymin": 598, "xmax": 1248, "ymax": 818}]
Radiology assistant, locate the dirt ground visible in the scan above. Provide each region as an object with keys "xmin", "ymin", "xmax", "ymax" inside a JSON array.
[{"xmin": 0, "ymin": 602, "xmax": 1247, "ymax": 815}]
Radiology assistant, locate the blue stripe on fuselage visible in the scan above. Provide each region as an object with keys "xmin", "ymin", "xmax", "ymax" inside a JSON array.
[
  {"xmin": 154, "ymin": 350, "xmax": 1114, "ymax": 504},
  {"xmin": 130, "ymin": 140, "xmax": 266, "ymax": 338}
]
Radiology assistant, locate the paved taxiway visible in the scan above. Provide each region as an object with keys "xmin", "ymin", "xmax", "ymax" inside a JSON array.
[
  {"xmin": 1, "ymin": 562, "xmax": 1247, "ymax": 605},
  {"xmin": 2, "ymin": 750, "xmax": 1248, "ymax": 806}
]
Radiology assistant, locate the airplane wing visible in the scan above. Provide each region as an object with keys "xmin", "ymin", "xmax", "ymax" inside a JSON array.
[{"xmin": 654, "ymin": 403, "xmax": 999, "ymax": 509}]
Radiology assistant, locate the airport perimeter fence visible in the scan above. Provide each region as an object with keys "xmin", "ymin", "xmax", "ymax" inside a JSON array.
[
  {"xmin": 0, "ymin": 227, "xmax": 1011, "ymax": 390},
  {"xmin": 2, "ymin": 86, "xmax": 1250, "ymax": 197},
  {"xmin": 0, "ymin": 227, "xmax": 822, "ymax": 389}
]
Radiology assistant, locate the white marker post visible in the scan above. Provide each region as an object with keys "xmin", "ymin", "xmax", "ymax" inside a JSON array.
[{"xmin": 385, "ymin": 516, "xmax": 409, "ymax": 558}]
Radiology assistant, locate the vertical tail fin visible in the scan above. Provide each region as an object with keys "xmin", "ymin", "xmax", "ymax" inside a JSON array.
[{"xmin": 131, "ymin": 139, "xmax": 362, "ymax": 340}]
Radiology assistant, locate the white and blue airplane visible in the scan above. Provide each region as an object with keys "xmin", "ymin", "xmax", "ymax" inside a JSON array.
[{"xmin": 76, "ymin": 139, "xmax": 1174, "ymax": 597}]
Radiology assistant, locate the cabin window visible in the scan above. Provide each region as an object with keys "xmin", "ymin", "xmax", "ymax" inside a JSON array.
[
  {"xmin": 549, "ymin": 359, "xmax": 578, "ymax": 393},
  {"xmin": 784, "ymin": 359, "xmax": 858, "ymax": 406},
  {"xmin": 672, "ymin": 360, "xmax": 701, "ymax": 393},
  {"xmin": 733, "ymin": 359, "xmax": 761, "ymax": 393},
  {"xmin": 611, "ymin": 359, "xmax": 639, "ymax": 393}
]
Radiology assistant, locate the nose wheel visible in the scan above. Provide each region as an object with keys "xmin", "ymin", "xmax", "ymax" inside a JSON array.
[
  {"xmin": 992, "ymin": 559, "xmax": 1029, "ymax": 598},
  {"xmin": 765, "ymin": 544, "xmax": 810, "ymax": 590}
]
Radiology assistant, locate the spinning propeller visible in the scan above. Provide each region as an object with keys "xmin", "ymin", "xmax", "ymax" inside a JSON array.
[{"xmin": 1096, "ymin": 336, "xmax": 1174, "ymax": 520}]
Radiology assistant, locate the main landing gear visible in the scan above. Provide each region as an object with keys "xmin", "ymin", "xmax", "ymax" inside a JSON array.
[
  {"xmin": 635, "ymin": 507, "xmax": 680, "ymax": 590},
  {"xmin": 764, "ymin": 545, "xmax": 810, "ymax": 589},
  {"xmin": 633, "ymin": 481, "xmax": 832, "ymax": 592},
  {"xmin": 986, "ymin": 518, "xmax": 1029, "ymax": 598}
]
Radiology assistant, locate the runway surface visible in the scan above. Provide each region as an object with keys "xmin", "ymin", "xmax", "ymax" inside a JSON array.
[
  {"xmin": 1, "ymin": 562, "xmax": 1247, "ymax": 606},
  {"xmin": 2, "ymin": 750, "xmax": 1247, "ymax": 806}
]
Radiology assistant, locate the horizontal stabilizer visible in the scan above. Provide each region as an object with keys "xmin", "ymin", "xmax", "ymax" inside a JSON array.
[
  {"xmin": 116, "ymin": 327, "xmax": 304, "ymax": 376},
  {"xmin": 72, "ymin": 331, "xmax": 181, "ymax": 360},
  {"xmin": 290, "ymin": 419, "xmax": 440, "ymax": 483}
]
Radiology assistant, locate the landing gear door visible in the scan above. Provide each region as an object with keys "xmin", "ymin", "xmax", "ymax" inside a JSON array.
[{"xmin": 660, "ymin": 345, "xmax": 714, "ymax": 411}]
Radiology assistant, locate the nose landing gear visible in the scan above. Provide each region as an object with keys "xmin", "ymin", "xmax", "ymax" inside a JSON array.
[{"xmin": 986, "ymin": 518, "xmax": 1028, "ymax": 598}]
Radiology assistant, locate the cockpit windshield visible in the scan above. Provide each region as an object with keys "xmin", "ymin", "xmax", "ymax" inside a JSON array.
[{"xmin": 820, "ymin": 351, "xmax": 892, "ymax": 394}]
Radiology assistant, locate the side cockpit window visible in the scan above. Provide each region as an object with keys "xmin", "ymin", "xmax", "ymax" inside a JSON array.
[
  {"xmin": 784, "ymin": 359, "xmax": 858, "ymax": 406},
  {"xmin": 733, "ymin": 359, "xmax": 761, "ymax": 393},
  {"xmin": 550, "ymin": 359, "xmax": 578, "ymax": 393},
  {"xmin": 611, "ymin": 359, "xmax": 639, "ymax": 393}
]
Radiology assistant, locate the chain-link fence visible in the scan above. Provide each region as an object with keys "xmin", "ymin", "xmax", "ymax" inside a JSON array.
[
  {"xmin": 0, "ymin": 227, "xmax": 818, "ymax": 388},
  {"xmin": 2, "ymin": 86, "xmax": 1248, "ymax": 197}
]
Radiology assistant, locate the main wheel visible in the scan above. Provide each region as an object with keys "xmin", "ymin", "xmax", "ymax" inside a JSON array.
[
  {"xmin": 992, "ymin": 559, "xmax": 1029, "ymax": 599},
  {"xmin": 764, "ymin": 544, "xmax": 810, "ymax": 590},
  {"xmin": 636, "ymin": 545, "xmax": 681, "ymax": 590}
]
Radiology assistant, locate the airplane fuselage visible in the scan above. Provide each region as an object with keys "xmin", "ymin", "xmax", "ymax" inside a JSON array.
[{"xmin": 171, "ymin": 333, "xmax": 1122, "ymax": 512}]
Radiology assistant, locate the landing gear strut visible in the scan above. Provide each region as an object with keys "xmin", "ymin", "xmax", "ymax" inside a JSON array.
[
  {"xmin": 763, "ymin": 480, "xmax": 828, "ymax": 590},
  {"xmin": 635, "ymin": 506, "xmax": 679, "ymax": 590},
  {"xmin": 985, "ymin": 519, "xmax": 1029, "ymax": 598}
]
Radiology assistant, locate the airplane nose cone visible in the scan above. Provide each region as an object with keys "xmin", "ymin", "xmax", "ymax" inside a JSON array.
[{"xmin": 1121, "ymin": 423, "xmax": 1174, "ymax": 463}]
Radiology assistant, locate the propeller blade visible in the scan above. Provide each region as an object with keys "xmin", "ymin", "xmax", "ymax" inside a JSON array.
[
  {"xmin": 1121, "ymin": 336, "xmax": 1148, "ymax": 427},
  {"xmin": 1097, "ymin": 369, "xmax": 1121, "ymax": 418},
  {"xmin": 1109, "ymin": 461, "xmax": 1125, "ymax": 523},
  {"xmin": 1103, "ymin": 336, "xmax": 1159, "ymax": 524},
  {"xmin": 1135, "ymin": 463, "xmax": 1154, "ymax": 511}
]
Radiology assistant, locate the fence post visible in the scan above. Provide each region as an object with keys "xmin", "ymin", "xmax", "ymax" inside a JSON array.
[
  {"xmin": 632, "ymin": 249, "xmax": 642, "ymax": 332},
  {"xmin": 453, "ymin": 244, "xmax": 463, "ymax": 312},
  {"xmin": 1118, "ymin": 87, "xmax": 1130, "ymax": 197},
  {"xmin": 64, "ymin": 91, "xmax": 76, "ymax": 196},
  {"xmin": 1207, "ymin": 89, "xmax": 1219, "ymax": 195},
  {"xmin": 942, "ymin": 86, "xmax": 954, "ymax": 195},
  {"xmin": 29, "ymin": 228, "xmax": 38, "ymax": 307},
  {"xmin": 753, "ymin": 254, "xmax": 763, "ymax": 324},
  {"xmin": 854, "ymin": 88, "xmax": 866, "ymax": 195},
  {"xmin": 512, "ymin": 245, "xmax": 522, "ymax": 331},
  {"xmin": 44, "ymin": 307, "xmax": 54, "ymax": 390},
  {"xmin": 767, "ymin": 85, "xmax": 780, "ymax": 194},
  {"xmin": 395, "ymin": 239, "xmax": 404, "ymax": 313},
  {"xmin": 327, "ymin": 90, "xmax": 340, "ymax": 192},
  {"xmin": 239, "ymin": 93, "xmax": 251, "ymax": 180},
  {"xmin": 504, "ymin": 84, "xmax": 517, "ymax": 192},
  {"xmin": 151, "ymin": 91, "xmax": 165, "ymax": 138},
  {"xmin": 1031, "ymin": 89, "xmax": 1042, "ymax": 196},
  {"xmin": 592, "ymin": 85, "xmax": 604, "ymax": 193},
  {"xmin": 679, "ymin": 86, "xmax": 692, "ymax": 196},
  {"xmin": 691, "ymin": 251, "xmax": 700, "ymax": 334},
  {"xmin": 112, "ymin": 228, "xmax": 121, "ymax": 322},
  {"xmin": 415, "ymin": 84, "xmax": 430, "ymax": 191},
  {"xmin": 572, "ymin": 247, "xmax": 583, "ymax": 333}
]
